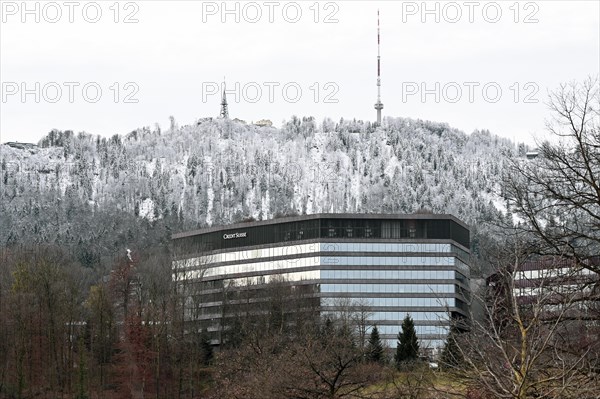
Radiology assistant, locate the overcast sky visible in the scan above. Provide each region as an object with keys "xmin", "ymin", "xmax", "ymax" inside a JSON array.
[{"xmin": 1, "ymin": 0, "xmax": 598, "ymax": 145}]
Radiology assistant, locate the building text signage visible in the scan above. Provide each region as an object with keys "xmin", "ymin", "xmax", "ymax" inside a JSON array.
[{"xmin": 223, "ymin": 232, "xmax": 247, "ymax": 240}]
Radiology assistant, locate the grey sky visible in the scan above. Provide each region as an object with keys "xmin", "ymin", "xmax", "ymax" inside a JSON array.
[{"xmin": 1, "ymin": 0, "xmax": 598, "ymax": 145}]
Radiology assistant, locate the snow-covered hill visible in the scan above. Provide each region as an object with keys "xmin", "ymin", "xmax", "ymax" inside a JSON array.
[{"xmin": 0, "ymin": 116, "xmax": 519, "ymax": 267}]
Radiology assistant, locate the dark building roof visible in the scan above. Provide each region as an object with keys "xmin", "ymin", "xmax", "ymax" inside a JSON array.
[
  {"xmin": 173, "ymin": 213, "xmax": 468, "ymax": 238},
  {"xmin": 4, "ymin": 142, "xmax": 38, "ymax": 150},
  {"xmin": 172, "ymin": 213, "xmax": 470, "ymax": 255}
]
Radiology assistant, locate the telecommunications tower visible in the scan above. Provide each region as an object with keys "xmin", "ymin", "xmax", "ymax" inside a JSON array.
[{"xmin": 374, "ymin": 10, "xmax": 384, "ymax": 125}]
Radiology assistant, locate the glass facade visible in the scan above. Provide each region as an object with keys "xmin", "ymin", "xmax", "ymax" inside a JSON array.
[
  {"xmin": 173, "ymin": 215, "xmax": 470, "ymax": 256},
  {"xmin": 172, "ymin": 214, "xmax": 470, "ymax": 352}
]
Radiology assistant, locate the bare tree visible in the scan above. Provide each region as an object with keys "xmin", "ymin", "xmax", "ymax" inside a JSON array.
[
  {"xmin": 211, "ymin": 291, "xmax": 382, "ymax": 399},
  {"xmin": 381, "ymin": 363, "xmax": 437, "ymax": 399},
  {"xmin": 0, "ymin": 246, "xmax": 91, "ymax": 398},
  {"xmin": 324, "ymin": 297, "xmax": 374, "ymax": 358},
  {"xmin": 278, "ymin": 324, "xmax": 380, "ymax": 399},
  {"xmin": 443, "ymin": 236, "xmax": 600, "ymax": 399},
  {"xmin": 86, "ymin": 282, "xmax": 116, "ymax": 389},
  {"xmin": 475, "ymin": 76, "xmax": 600, "ymax": 398},
  {"xmin": 170, "ymin": 240, "xmax": 216, "ymax": 398},
  {"xmin": 0, "ymin": 249, "xmax": 12, "ymax": 395},
  {"xmin": 504, "ymin": 77, "xmax": 600, "ymax": 273}
]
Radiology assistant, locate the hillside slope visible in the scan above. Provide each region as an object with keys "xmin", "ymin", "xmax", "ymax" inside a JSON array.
[{"xmin": 0, "ymin": 116, "xmax": 516, "ymax": 269}]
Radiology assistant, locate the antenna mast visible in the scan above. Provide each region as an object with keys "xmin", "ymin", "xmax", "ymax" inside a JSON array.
[
  {"xmin": 374, "ymin": 10, "xmax": 384, "ymax": 125},
  {"xmin": 220, "ymin": 77, "xmax": 229, "ymax": 119}
]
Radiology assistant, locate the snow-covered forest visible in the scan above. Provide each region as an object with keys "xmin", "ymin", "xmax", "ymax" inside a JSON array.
[{"xmin": 0, "ymin": 116, "xmax": 522, "ymax": 270}]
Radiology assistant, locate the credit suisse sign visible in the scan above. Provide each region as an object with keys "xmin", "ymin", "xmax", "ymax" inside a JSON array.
[{"xmin": 223, "ymin": 232, "xmax": 247, "ymax": 240}]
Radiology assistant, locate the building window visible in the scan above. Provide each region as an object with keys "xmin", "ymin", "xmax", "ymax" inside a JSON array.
[{"xmin": 408, "ymin": 221, "xmax": 417, "ymax": 238}]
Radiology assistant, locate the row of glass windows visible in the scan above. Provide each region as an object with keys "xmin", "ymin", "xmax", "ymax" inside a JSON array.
[
  {"xmin": 322, "ymin": 296, "xmax": 457, "ymax": 308},
  {"xmin": 368, "ymin": 311, "xmax": 450, "ymax": 322},
  {"xmin": 322, "ymin": 256, "xmax": 455, "ymax": 266},
  {"xmin": 176, "ymin": 269, "xmax": 466, "ymax": 288},
  {"xmin": 185, "ymin": 277, "xmax": 465, "ymax": 297},
  {"xmin": 452, "ymin": 245, "xmax": 470, "ymax": 263},
  {"xmin": 514, "ymin": 284, "xmax": 593, "ymax": 297},
  {"xmin": 383, "ymin": 339, "xmax": 446, "ymax": 349},
  {"xmin": 322, "ymin": 298, "xmax": 462, "ymax": 310},
  {"xmin": 455, "ymin": 259, "xmax": 470, "ymax": 275},
  {"xmin": 321, "ymin": 283, "xmax": 456, "ymax": 294},
  {"xmin": 376, "ymin": 325, "xmax": 449, "ymax": 336},
  {"xmin": 175, "ymin": 243, "xmax": 318, "ymax": 267},
  {"xmin": 190, "ymin": 308, "xmax": 451, "ymax": 324},
  {"xmin": 517, "ymin": 267, "xmax": 596, "ymax": 280},
  {"xmin": 225, "ymin": 270, "xmax": 320, "ymax": 287},
  {"xmin": 175, "ymin": 257, "xmax": 462, "ymax": 281},
  {"xmin": 189, "ymin": 296, "xmax": 460, "ymax": 314},
  {"xmin": 320, "ymin": 307, "xmax": 450, "ymax": 322},
  {"xmin": 321, "ymin": 269, "xmax": 462, "ymax": 280},
  {"xmin": 174, "ymin": 242, "xmax": 462, "ymax": 269},
  {"xmin": 174, "ymin": 257, "xmax": 319, "ymax": 280},
  {"xmin": 320, "ymin": 242, "xmax": 454, "ymax": 254},
  {"xmin": 206, "ymin": 256, "xmax": 319, "ymax": 277}
]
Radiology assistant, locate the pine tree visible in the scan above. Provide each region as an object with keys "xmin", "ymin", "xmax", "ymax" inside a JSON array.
[
  {"xmin": 321, "ymin": 317, "xmax": 334, "ymax": 339},
  {"xmin": 200, "ymin": 329, "xmax": 213, "ymax": 366},
  {"xmin": 366, "ymin": 325, "xmax": 385, "ymax": 364},
  {"xmin": 440, "ymin": 324, "xmax": 462, "ymax": 369},
  {"xmin": 394, "ymin": 314, "xmax": 419, "ymax": 368}
]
